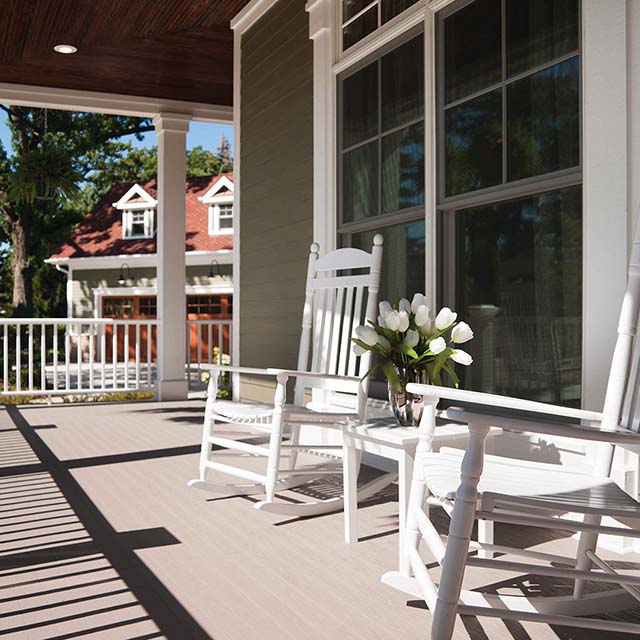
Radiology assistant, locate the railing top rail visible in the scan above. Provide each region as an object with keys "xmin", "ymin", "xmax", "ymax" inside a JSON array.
[
  {"xmin": 0, "ymin": 318, "xmax": 160, "ymax": 325},
  {"xmin": 187, "ymin": 319, "xmax": 232, "ymax": 324}
]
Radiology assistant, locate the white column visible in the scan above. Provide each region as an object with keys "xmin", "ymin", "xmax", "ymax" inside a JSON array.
[
  {"xmin": 153, "ymin": 113, "xmax": 190, "ymax": 401},
  {"xmin": 307, "ymin": 0, "xmax": 337, "ymax": 253}
]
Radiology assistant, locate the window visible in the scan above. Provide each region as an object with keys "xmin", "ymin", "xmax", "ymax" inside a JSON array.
[
  {"xmin": 438, "ymin": 0, "xmax": 581, "ymax": 404},
  {"xmin": 102, "ymin": 296, "xmax": 157, "ymax": 319},
  {"xmin": 187, "ymin": 295, "xmax": 232, "ymax": 317},
  {"xmin": 123, "ymin": 208, "xmax": 155, "ymax": 239},
  {"xmin": 209, "ymin": 204, "xmax": 234, "ymax": 235},
  {"xmin": 342, "ymin": 0, "xmax": 421, "ymax": 50},
  {"xmin": 338, "ymin": 30, "xmax": 425, "ymax": 304}
]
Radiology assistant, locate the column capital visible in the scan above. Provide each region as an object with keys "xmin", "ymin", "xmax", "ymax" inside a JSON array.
[
  {"xmin": 153, "ymin": 112, "xmax": 191, "ymax": 134},
  {"xmin": 306, "ymin": 0, "xmax": 332, "ymax": 40}
]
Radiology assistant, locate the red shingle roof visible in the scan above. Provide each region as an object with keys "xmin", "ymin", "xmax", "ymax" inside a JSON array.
[{"xmin": 50, "ymin": 173, "xmax": 233, "ymax": 259}]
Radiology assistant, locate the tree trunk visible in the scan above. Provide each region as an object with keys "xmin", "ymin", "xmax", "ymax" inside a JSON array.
[{"xmin": 10, "ymin": 219, "xmax": 28, "ymax": 313}]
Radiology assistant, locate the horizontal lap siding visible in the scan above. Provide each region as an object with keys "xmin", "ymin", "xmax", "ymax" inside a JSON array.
[{"xmin": 239, "ymin": 0, "xmax": 313, "ymax": 385}]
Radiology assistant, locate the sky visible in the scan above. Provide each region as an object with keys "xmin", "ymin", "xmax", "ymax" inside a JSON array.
[{"xmin": 0, "ymin": 109, "xmax": 233, "ymax": 155}]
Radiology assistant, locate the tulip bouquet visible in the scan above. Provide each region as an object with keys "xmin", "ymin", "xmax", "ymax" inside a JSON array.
[{"xmin": 351, "ymin": 293, "xmax": 474, "ymax": 425}]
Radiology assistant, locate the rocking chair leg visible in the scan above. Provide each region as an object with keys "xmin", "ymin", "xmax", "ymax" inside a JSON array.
[
  {"xmin": 573, "ymin": 515, "xmax": 602, "ymax": 599},
  {"xmin": 288, "ymin": 423, "xmax": 301, "ymax": 471},
  {"xmin": 265, "ymin": 377, "xmax": 287, "ymax": 502},
  {"xmin": 477, "ymin": 519, "xmax": 494, "ymax": 560},
  {"xmin": 432, "ymin": 423, "xmax": 490, "ymax": 640},
  {"xmin": 403, "ymin": 456, "xmax": 429, "ymax": 578}
]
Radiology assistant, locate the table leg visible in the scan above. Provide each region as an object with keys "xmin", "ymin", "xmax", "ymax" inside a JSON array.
[
  {"xmin": 398, "ymin": 449, "xmax": 414, "ymax": 576},
  {"xmin": 343, "ymin": 429, "xmax": 359, "ymax": 544}
]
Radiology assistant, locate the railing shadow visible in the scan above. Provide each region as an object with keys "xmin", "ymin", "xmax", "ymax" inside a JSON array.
[{"xmin": 0, "ymin": 405, "xmax": 213, "ymax": 640}]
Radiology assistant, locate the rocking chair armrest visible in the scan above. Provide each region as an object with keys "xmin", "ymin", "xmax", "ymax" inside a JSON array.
[
  {"xmin": 445, "ymin": 407, "xmax": 640, "ymax": 446},
  {"xmin": 404, "ymin": 383, "xmax": 603, "ymax": 424},
  {"xmin": 266, "ymin": 368, "xmax": 362, "ymax": 385},
  {"xmin": 200, "ymin": 364, "xmax": 276, "ymax": 377}
]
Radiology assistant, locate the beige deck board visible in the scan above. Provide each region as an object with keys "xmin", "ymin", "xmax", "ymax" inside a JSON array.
[{"xmin": 0, "ymin": 399, "xmax": 638, "ymax": 639}]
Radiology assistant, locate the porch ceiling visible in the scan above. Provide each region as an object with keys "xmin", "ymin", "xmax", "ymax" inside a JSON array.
[{"xmin": 0, "ymin": 0, "xmax": 252, "ymax": 106}]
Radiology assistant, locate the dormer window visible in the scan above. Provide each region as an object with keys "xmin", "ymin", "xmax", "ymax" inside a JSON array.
[
  {"xmin": 198, "ymin": 175, "xmax": 234, "ymax": 236},
  {"xmin": 123, "ymin": 208, "xmax": 155, "ymax": 239},
  {"xmin": 113, "ymin": 183, "xmax": 158, "ymax": 241},
  {"xmin": 209, "ymin": 203, "xmax": 233, "ymax": 234}
]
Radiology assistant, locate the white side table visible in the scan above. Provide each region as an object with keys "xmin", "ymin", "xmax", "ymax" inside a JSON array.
[{"xmin": 342, "ymin": 417, "xmax": 470, "ymax": 576}]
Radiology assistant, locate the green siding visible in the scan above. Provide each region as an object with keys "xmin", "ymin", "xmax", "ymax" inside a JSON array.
[{"xmin": 240, "ymin": 0, "xmax": 313, "ymax": 373}]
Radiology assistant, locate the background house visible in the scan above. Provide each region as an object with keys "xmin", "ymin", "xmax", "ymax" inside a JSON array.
[{"xmin": 46, "ymin": 173, "xmax": 234, "ymax": 362}]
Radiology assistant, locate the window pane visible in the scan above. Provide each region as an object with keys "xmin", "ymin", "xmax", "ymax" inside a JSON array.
[
  {"xmin": 382, "ymin": 34, "xmax": 424, "ymax": 131},
  {"xmin": 343, "ymin": 0, "xmax": 373, "ymax": 22},
  {"xmin": 343, "ymin": 61, "xmax": 378, "ymax": 148},
  {"xmin": 382, "ymin": 0, "xmax": 419, "ymax": 24},
  {"xmin": 444, "ymin": 0, "xmax": 501, "ymax": 103},
  {"xmin": 507, "ymin": 0, "xmax": 579, "ymax": 77},
  {"xmin": 350, "ymin": 219, "xmax": 425, "ymax": 304},
  {"xmin": 507, "ymin": 57, "xmax": 579, "ymax": 181},
  {"xmin": 454, "ymin": 185, "xmax": 582, "ymax": 405},
  {"xmin": 343, "ymin": 5, "xmax": 377, "ymax": 49},
  {"xmin": 382, "ymin": 121, "xmax": 424, "ymax": 213},
  {"xmin": 343, "ymin": 141, "xmax": 379, "ymax": 223},
  {"xmin": 445, "ymin": 89, "xmax": 502, "ymax": 196}
]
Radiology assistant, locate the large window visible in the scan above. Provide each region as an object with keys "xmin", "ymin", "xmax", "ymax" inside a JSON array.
[
  {"xmin": 438, "ymin": 0, "xmax": 581, "ymax": 404},
  {"xmin": 339, "ymin": 30, "xmax": 426, "ymax": 304}
]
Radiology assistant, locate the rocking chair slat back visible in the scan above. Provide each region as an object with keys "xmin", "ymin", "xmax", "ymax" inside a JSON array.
[
  {"xmin": 600, "ymin": 216, "xmax": 640, "ymax": 468},
  {"xmin": 296, "ymin": 237, "xmax": 383, "ymax": 404}
]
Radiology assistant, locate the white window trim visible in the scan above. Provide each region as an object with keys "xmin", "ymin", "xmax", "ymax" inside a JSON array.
[{"xmin": 122, "ymin": 207, "xmax": 156, "ymax": 239}]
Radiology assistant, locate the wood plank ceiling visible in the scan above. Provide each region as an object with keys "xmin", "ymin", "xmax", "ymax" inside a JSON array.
[{"xmin": 0, "ymin": 0, "xmax": 253, "ymax": 106}]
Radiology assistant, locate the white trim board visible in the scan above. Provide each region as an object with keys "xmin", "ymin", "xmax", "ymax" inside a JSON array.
[
  {"xmin": 231, "ymin": 0, "xmax": 280, "ymax": 34},
  {"xmin": 0, "ymin": 82, "xmax": 232, "ymax": 123},
  {"xmin": 46, "ymin": 249, "xmax": 233, "ymax": 270}
]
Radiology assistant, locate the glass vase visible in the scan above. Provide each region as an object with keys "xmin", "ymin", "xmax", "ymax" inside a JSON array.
[{"xmin": 388, "ymin": 368, "xmax": 427, "ymax": 427}]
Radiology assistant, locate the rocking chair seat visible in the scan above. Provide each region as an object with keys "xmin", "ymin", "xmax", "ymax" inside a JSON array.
[
  {"xmin": 424, "ymin": 448, "xmax": 640, "ymax": 518},
  {"xmin": 212, "ymin": 399, "xmax": 357, "ymax": 426}
]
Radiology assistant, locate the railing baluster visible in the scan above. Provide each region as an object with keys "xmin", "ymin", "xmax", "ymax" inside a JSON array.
[
  {"xmin": 40, "ymin": 324, "xmax": 46, "ymax": 392},
  {"xmin": 16, "ymin": 325, "xmax": 21, "ymax": 392},
  {"xmin": 208, "ymin": 322, "xmax": 213, "ymax": 365},
  {"xmin": 89, "ymin": 322, "xmax": 95, "ymax": 391},
  {"xmin": 147, "ymin": 322, "xmax": 152, "ymax": 388},
  {"xmin": 124, "ymin": 323, "xmax": 130, "ymax": 390},
  {"xmin": 3, "ymin": 324, "xmax": 8, "ymax": 394},
  {"xmin": 135, "ymin": 323, "xmax": 140, "ymax": 389},
  {"xmin": 65, "ymin": 325, "xmax": 71, "ymax": 390},
  {"xmin": 100, "ymin": 325, "xmax": 106, "ymax": 390},
  {"xmin": 186, "ymin": 321, "xmax": 191, "ymax": 391},
  {"xmin": 53, "ymin": 325, "xmax": 58, "ymax": 392},
  {"xmin": 112, "ymin": 322, "xmax": 118, "ymax": 389},
  {"xmin": 28, "ymin": 323, "xmax": 33, "ymax": 391},
  {"xmin": 76, "ymin": 323, "xmax": 82, "ymax": 391}
]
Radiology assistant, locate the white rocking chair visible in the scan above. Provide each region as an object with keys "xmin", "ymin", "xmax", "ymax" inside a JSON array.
[
  {"xmin": 188, "ymin": 236, "xmax": 395, "ymax": 516},
  {"xmin": 383, "ymin": 218, "xmax": 640, "ymax": 637}
]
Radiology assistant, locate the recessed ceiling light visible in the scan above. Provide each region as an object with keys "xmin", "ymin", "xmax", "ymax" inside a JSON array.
[{"xmin": 54, "ymin": 44, "xmax": 77, "ymax": 55}]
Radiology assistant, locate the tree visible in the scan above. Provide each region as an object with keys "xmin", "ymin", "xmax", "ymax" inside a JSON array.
[{"xmin": 0, "ymin": 106, "xmax": 154, "ymax": 315}]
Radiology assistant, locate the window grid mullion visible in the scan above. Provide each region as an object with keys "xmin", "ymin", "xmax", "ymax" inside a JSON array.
[{"xmin": 501, "ymin": 0, "xmax": 507, "ymax": 185}]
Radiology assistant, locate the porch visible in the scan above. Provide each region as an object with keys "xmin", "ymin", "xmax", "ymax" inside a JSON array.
[{"xmin": 0, "ymin": 399, "xmax": 638, "ymax": 640}]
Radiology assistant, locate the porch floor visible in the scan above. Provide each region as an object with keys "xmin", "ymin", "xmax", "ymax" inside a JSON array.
[{"xmin": 1, "ymin": 399, "xmax": 639, "ymax": 639}]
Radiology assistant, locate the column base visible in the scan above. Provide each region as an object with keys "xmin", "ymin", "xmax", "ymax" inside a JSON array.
[{"xmin": 157, "ymin": 378, "xmax": 189, "ymax": 401}]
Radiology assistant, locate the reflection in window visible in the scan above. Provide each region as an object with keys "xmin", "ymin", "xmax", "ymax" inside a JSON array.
[
  {"xmin": 445, "ymin": 90, "xmax": 502, "ymax": 196},
  {"xmin": 454, "ymin": 186, "xmax": 582, "ymax": 405},
  {"xmin": 507, "ymin": 57, "xmax": 580, "ymax": 181}
]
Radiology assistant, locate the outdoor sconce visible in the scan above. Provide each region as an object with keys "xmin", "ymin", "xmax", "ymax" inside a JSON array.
[
  {"xmin": 118, "ymin": 263, "xmax": 133, "ymax": 286},
  {"xmin": 208, "ymin": 259, "xmax": 222, "ymax": 280}
]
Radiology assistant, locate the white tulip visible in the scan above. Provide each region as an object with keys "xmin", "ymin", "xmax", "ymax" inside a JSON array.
[
  {"xmin": 429, "ymin": 336, "xmax": 447, "ymax": 355},
  {"xmin": 378, "ymin": 335, "xmax": 391, "ymax": 351},
  {"xmin": 386, "ymin": 310, "xmax": 401, "ymax": 331},
  {"xmin": 451, "ymin": 349, "xmax": 473, "ymax": 366},
  {"xmin": 414, "ymin": 304, "xmax": 430, "ymax": 327},
  {"xmin": 377, "ymin": 314, "xmax": 387, "ymax": 328},
  {"xmin": 398, "ymin": 310, "xmax": 410, "ymax": 332},
  {"xmin": 405, "ymin": 329, "xmax": 419, "ymax": 348},
  {"xmin": 418, "ymin": 318, "xmax": 433, "ymax": 336},
  {"xmin": 399, "ymin": 298, "xmax": 411, "ymax": 314},
  {"xmin": 355, "ymin": 325, "xmax": 379, "ymax": 347},
  {"xmin": 411, "ymin": 293, "xmax": 427, "ymax": 314},
  {"xmin": 379, "ymin": 301, "xmax": 393, "ymax": 318},
  {"xmin": 451, "ymin": 321, "xmax": 474, "ymax": 344},
  {"xmin": 352, "ymin": 342, "xmax": 367, "ymax": 356},
  {"xmin": 435, "ymin": 307, "xmax": 457, "ymax": 330}
]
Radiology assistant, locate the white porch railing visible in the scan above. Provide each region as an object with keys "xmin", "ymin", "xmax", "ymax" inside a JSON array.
[{"xmin": 0, "ymin": 318, "xmax": 231, "ymax": 398}]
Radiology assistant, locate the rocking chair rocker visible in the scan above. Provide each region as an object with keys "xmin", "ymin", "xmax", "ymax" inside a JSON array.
[
  {"xmin": 188, "ymin": 235, "xmax": 396, "ymax": 516},
  {"xmin": 383, "ymin": 217, "xmax": 640, "ymax": 637}
]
